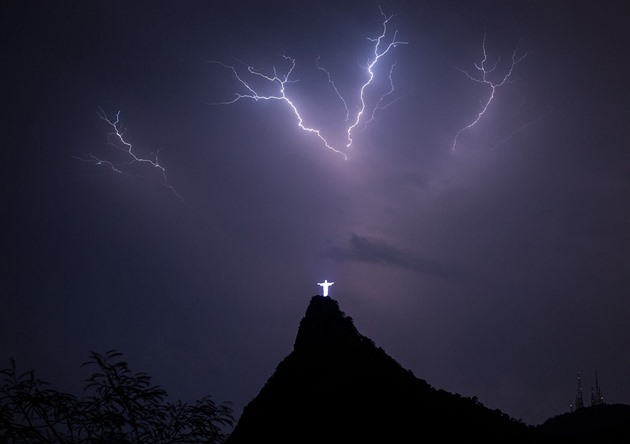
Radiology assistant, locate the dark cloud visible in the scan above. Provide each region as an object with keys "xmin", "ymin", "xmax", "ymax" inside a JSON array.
[{"xmin": 328, "ymin": 234, "xmax": 467, "ymax": 282}]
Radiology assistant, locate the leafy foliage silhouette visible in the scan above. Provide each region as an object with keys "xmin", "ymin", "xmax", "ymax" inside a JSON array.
[{"xmin": 0, "ymin": 350, "xmax": 233, "ymax": 443}]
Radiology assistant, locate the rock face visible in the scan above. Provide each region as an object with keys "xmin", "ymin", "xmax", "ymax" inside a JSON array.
[{"xmin": 226, "ymin": 295, "xmax": 538, "ymax": 443}]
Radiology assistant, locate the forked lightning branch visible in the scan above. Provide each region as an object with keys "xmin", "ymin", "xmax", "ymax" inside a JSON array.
[
  {"xmin": 78, "ymin": 9, "xmax": 534, "ymax": 198},
  {"xmin": 209, "ymin": 7, "xmax": 408, "ymax": 160}
]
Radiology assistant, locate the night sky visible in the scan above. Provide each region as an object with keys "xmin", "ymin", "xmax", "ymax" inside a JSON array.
[{"xmin": 2, "ymin": 0, "xmax": 629, "ymax": 427}]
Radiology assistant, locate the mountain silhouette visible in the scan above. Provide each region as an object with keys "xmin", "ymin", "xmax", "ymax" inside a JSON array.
[
  {"xmin": 226, "ymin": 295, "xmax": 540, "ymax": 443},
  {"xmin": 537, "ymin": 403, "xmax": 630, "ymax": 443}
]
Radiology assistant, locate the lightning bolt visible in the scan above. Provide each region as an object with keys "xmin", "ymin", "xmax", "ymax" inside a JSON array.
[
  {"xmin": 316, "ymin": 56, "xmax": 350, "ymax": 123},
  {"xmin": 209, "ymin": 7, "xmax": 407, "ymax": 159},
  {"xmin": 76, "ymin": 108, "xmax": 183, "ymax": 202},
  {"xmin": 346, "ymin": 7, "xmax": 408, "ymax": 148},
  {"xmin": 362, "ymin": 62, "xmax": 402, "ymax": 129},
  {"xmin": 490, "ymin": 108, "xmax": 549, "ymax": 150},
  {"xmin": 451, "ymin": 33, "xmax": 527, "ymax": 152},
  {"xmin": 209, "ymin": 55, "xmax": 348, "ymax": 159}
]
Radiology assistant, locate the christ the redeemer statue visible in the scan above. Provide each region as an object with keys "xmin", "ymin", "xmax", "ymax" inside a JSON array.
[{"xmin": 317, "ymin": 280, "xmax": 334, "ymax": 297}]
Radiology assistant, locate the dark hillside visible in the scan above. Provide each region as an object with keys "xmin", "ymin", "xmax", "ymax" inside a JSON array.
[
  {"xmin": 537, "ymin": 403, "xmax": 630, "ymax": 443},
  {"xmin": 227, "ymin": 296, "xmax": 540, "ymax": 443}
]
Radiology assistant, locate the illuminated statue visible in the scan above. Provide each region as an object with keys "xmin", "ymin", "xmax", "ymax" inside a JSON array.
[{"xmin": 317, "ymin": 280, "xmax": 334, "ymax": 297}]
